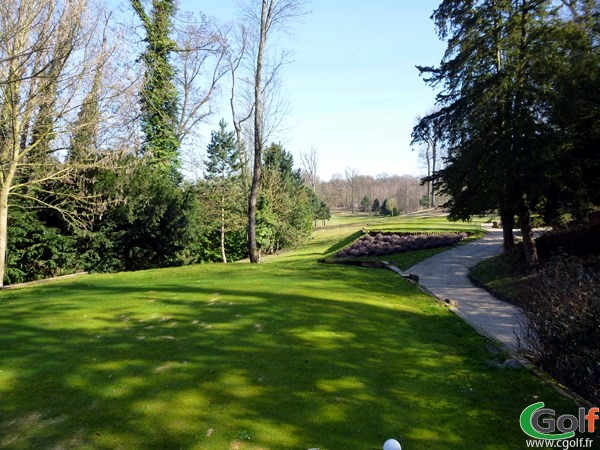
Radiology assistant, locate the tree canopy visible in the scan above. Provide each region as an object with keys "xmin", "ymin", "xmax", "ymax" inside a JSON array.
[{"xmin": 413, "ymin": 0, "xmax": 600, "ymax": 266}]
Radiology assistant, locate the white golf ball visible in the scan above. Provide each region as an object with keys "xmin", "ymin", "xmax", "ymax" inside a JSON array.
[{"xmin": 383, "ymin": 438, "xmax": 402, "ymax": 450}]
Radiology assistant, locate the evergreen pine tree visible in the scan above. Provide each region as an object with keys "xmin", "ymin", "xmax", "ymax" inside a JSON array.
[
  {"xmin": 371, "ymin": 198, "xmax": 381, "ymax": 214},
  {"xmin": 414, "ymin": 0, "xmax": 567, "ymax": 266},
  {"xmin": 69, "ymin": 68, "xmax": 102, "ymax": 163},
  {"xmin": 380, "ymin": 199, "xmax": 391, "ymax": 216},
  {"xmin": 361, "ymin": 195, "xmax": 371, "ymax": 213},
  {"xmin": 204, "ymin": 120, "xmax": 244, "ymax": 263}
]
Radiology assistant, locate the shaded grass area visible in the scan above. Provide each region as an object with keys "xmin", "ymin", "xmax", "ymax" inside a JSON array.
[
  {"xmin": 468, "ymin": 246, "xmax": 532, "ymax": 309},
  {"xmin": 323, "ymin": 230, "xmax": 364, "ymax": 255},
  {"xmin": 329, "ymin": 247, "xmax": 451, "ymax": 271},
  {"xmin": 470, "ymin": 223, "xmax": 600, "ymax": 309},
  {"xmin": 469, "ymin": 232, "xmax": 600, "ymax": 310},
  {"xmin": 0, "ymin": 214, "xmax": 576, "ymax": 449},
  {"xmin": 368, "ymin": 247, "xmax": 454, "ymax": 271}
]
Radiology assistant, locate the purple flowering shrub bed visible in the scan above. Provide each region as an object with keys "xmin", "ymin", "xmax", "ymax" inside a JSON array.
[{"xmin": 335, "ymin": 232, "xmax": 468, "ymax": 258}]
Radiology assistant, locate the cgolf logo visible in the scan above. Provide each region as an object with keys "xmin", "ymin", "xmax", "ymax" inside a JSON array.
[{"xmin": 520, "ymin": 402, "xmax": 599, "ymax": 440}]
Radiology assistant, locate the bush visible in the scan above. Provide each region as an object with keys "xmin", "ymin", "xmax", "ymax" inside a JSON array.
[
  {"xmin": 521, "ymin": 256, "xmax": 600, "ymax": 403},
  {"xmin": 536, "ymin": 223, "xmax": 600, "ymax": 261},
  {"xmin": 6, "ymin": 209, "xmax": 80, "ymax": 284},
  {"xmin": 335, "ymin": 232, "xmax": 466, "ymax": 259}
]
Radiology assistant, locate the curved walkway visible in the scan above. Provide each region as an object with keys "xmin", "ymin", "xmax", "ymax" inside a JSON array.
[{"xmin": 407, "ymin": 226, "xmax": 525, "ymax": 350}]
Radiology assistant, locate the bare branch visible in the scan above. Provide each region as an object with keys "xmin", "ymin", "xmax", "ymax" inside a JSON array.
[
  {"xmin": 300, "ymin": 146, "xmax": 318, "ymax": 191},
  {"xmin": 0, "ymin": 0, "xmax": 132, "ymax": 285},
  {"xmin": 172, "ymin": 11, "xmax": 229, "ymax": 145}
]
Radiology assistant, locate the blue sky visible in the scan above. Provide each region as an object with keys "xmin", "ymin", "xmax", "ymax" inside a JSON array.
[{"xmin": 180, "ymin": 0, "xmax": 446, "ymax": 179}]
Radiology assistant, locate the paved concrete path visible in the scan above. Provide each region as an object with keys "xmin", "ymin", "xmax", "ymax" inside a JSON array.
[{"xmin": 407, "ymin": 226, "xmax": 525, "ymax": 350}]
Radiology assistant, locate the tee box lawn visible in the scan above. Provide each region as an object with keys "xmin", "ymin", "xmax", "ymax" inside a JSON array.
[{"xmin": 0, "ymin": 214, "xmax": 577, "ymax": 449}]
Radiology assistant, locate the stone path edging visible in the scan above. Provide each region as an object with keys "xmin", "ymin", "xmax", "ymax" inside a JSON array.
[{"xmin": 403, "ymin": 226, "xmax": 525, "ymax": 349}]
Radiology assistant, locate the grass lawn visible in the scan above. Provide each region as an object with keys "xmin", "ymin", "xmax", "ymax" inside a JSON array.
[
  {"xmin": 317, "ymin": 212, "xmax": 487, "ymax": 271},
  {"xmin": 468, "ymin": 247, "xmax": 533, "ymax": 308},
  {"xmin": 0, "ymin": 213, "xmax": 576, "ymax": 449}
]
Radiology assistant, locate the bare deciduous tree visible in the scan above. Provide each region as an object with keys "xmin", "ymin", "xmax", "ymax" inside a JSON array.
[
  {"xmin": 0, "ymin": 0, "xmax": 118, "ymax": 285},
  {"xmin": 318, "ymin": 173, "xmax": 430, "ymax": 215},
  {"xmin": 345, "ymin": 167, "xmax": 359, "ymax": 214},
  {"xmin": 412, "ymin": 109, "xmax": 443, "ymax": 208},
  {"xmin": 300, "ymin": 145, "xmax": 319, "ymax": 192},
  {"xmin": 174, "ymin": 12, "xmax": 229, "ymax": 146},
  {"xmin": 227, "ymin": 24, "xmax": 254, "ymax": 187},
  {"xmin": 242, "ymin": 0, "xmax": 307, "ymax": 263}
]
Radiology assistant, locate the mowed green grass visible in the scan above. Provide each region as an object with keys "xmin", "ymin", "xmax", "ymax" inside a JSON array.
[
  {"xmin": 312, "ymin": 212, "xmax": 487, "ymax": 270},
  {"xmin": 0, "ymin": 214, "xmax": 573, "ymax": 449}
]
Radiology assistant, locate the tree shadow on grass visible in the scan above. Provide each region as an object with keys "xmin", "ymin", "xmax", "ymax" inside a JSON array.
[
  {"xmin": 0, "ymin": 263, "xmax": 576, "ymax": 449},
  {"xmin": 323, "ymin": 230, "xmax": 364, "ymax": 256}
]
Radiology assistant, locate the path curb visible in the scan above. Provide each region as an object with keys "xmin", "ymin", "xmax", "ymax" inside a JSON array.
[{"xmin": 0, "ymin": 272, "xmax": 88, "ymax": 290}]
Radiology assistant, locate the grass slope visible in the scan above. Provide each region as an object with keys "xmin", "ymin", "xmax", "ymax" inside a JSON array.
[
  {"xmin": 0, "ymin": 214, "xmax": 575, "ymax": 449},
  {"xmin": 468, "ymin": 247, "xmax": 533, "ymax": 308}
]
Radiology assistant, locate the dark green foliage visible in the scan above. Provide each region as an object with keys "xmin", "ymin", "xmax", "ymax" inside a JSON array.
[
  {"xmin": 315, "ymin": 201, "xmax": 331, "ymax": 226},
  {"xmin": 306, "ymin": 189, "xmax": 330, "ymax": 227},
  {"xmin": 371, "ymin": 198, "xmax": 380, "ymax": 214},
  {"xmin": 102, "ymin": 163, "xmax": 204, "ymax": 270},
  {"xmin": 255, "ymin": 193, "xmax": 278, "ymax": 253},
  {"xmin": 545, "ymin": 7, "xmax": 600, "ymax": 220},
  {"xmin": 5, "ymin": 208, "xmax": 78, "ymax": 284},
  {"xmin": 535, "ymin": 223, "xmax": 600, "ymax": 262},
  {"xmin": 205, "ymin": 120, "xmax": 242, "ymax": 180},
  {"xmin": 3, "ymin": 152, "xmax": 249, "ymax": 283},
  {"xmin": 131, "ymin": 0, "xmax": 180, "ymax": 177},
  {"xmin": 223, "ymin": 229, "xmax": 247, "ymax": 261},
  {"xmin": 258, "ymin": 143, "xmax": 316, "ymax": 253},
  {"xmin": 380, "ymin": 199, "xmax": 391, "ymax": 216},
  {"xmin": 203, "ymin": 120, "xmax": 246, "ymax": 262},
  {"xmin": 414, "ymin": 0, "xmax": 600, "ymax": 263},
  {"xmin": 360, "ymin": 195, "xmax": 370, "ymax": 213}
]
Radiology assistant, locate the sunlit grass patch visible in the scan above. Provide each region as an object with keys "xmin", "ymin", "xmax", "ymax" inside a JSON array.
[{"xmin": 0, "ymin": 214, "xmax": 576, "ymax": 449}]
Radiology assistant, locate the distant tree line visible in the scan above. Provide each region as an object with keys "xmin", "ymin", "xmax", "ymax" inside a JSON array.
[
  {"xmin": 0, "ymin": 0, "xmax": 316, "ymax": 285},
  {"xmin": 313, "ymin": 173, "xmax": 438, "ymax": 216}
]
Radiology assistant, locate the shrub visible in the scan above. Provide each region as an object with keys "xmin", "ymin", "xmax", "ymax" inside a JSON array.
[
  {"xmin": 536, "ymin": 223, "xmax": 600, "ymax": 261},
  {"xmin": 521, "ymin": 256, "xmax": 600, "ymax": 403},
  {"xmin": 335, "ymin": 232, "xmax": 466, "ymax": 259}
]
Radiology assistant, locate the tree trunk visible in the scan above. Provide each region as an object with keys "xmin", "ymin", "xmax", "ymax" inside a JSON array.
[
  {"xmin": 246, "ymin": 131, "xmax": 260, "ymax": 262},
  {"xmin": 431, "ymin": 141, "xmax": 436, "ymax": 208},
  {"xmin": 247, "ymin": 0, "xmax": 269, "ymax": 264},
  {"xmin": 220, "ymin": 204, "xmax": 227, "ymax": 264},
  {"xmin": 500, "ymin": 208, "xmax": 515, "ymax": 250},
  {"xmin": 425, "ymin": 149, "xmax": 431, "ymax": 207},
  {"xmin": 518, "ymin": 204, "xmax": 539, "ymax": 267},
  {"xmin": 0, "ymin": 185, "xmax": 11, "ymax": 287},
  {"xmin": 0, "ymin": 144, "xmax": 18, "ymax": 287}
]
